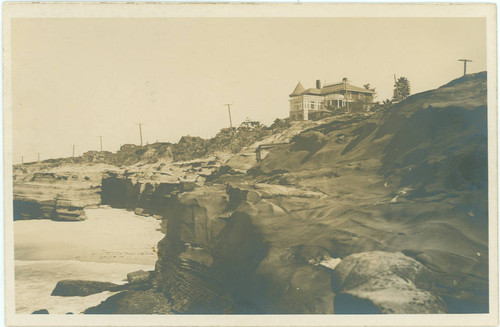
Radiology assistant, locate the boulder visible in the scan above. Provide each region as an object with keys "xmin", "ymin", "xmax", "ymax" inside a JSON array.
[
  {"xmin": 134, "ymin": 208, "xmax": 150, "ymax": 217},
  {"xmin": 127, "ymin": 270, "xmax": 153, "ymax": 284},
  {"xmin": 32, "ymin": 309, "xmax": 49, "ymax": 314},
  {"xmin": 331, "ymin": 251, "xmax": 446, "ymax": 314},
  {"xmin": 51, "ymin": 280, "xmax": 119, "ymax": 297}
]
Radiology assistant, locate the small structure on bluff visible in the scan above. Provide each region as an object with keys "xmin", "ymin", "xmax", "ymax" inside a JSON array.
[{"xmin": 289, "ymin": 79, "xmax": 375, "ymax": 121}]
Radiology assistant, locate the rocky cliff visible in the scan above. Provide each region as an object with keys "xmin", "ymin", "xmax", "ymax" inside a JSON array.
[
  {"xmin": 23, "ymin": 73, "xmax": 488, "ymax": 314},
  {"xmin": 12, "ymin": 152, "xmax": 227, "ymax": 221},
  {"xmin": 13, "ymin": 163, "xmax": 114, "ymax": 221},
  {"xmin": 146, "ymin": 72, "xmax": 489, "ymax": 314}
]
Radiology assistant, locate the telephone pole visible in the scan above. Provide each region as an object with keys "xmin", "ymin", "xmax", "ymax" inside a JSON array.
[
  {"xmin": 224, "ymin": 104, "xmax": 233, "ymax": 129},
  {"xmin": 72, "ymin": 145, "xmax": 76, "ymax": 157},
  {"xmin": 137, "ymin": 123, "xmax": 144, "ymax": 146},
  {"xmin": 21, "ymin": 156, "xmax": 23, "ymax": 164},
  {"xmin": 98, "ymin": 136, "xmax": 103, "ymax": 152},
  {"xmin": 36, "ymin": 153, "xmax": 40, "ymax": 162},
  {"xmin": 343, "ymin": 78, "xmax": 350, "ymax": 113},
  {"xmin": 458, "ymin": 59, "xmax": 472, "ymax": 76}
]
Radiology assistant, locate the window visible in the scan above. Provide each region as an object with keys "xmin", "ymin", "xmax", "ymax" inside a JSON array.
[{"xmin": 292, "ymin": 101, "xmax": 301, "ymax": 111}]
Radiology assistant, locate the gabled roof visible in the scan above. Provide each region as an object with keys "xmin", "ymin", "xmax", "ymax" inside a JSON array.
[
  {"xmin": 290, "ymin": 81, "xmax": 375, "ymax": 97},
  {"xmin": 302, "ymin": 88, "xmax": 322, "ymax": 95},
  {"xmin": 321, "ymin": 83, "xmax": 375, "ymax": 94},
  {"xmin": 290, "ymin": 82, "xmax": 305, "ymax": 96}
]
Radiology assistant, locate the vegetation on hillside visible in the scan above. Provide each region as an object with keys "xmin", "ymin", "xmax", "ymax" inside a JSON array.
[
  {"xmin": 392, "ymin": 76, "xmax": 411, "ymax": 102},
  {"xmin": 22, "ymin": 118, "xmax": 292, "ymax": 167},
  {"xmin": 173, "ymin": 118, "xmax": 291, "ymax": 161}
]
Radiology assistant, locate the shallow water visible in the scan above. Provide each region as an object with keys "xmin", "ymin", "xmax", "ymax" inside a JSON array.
[
  {"xmin": 15, "ymin": 260, "xmax": 153, "ymax": 314},
  {"xmin": 14, "ymin": 207, "xmax": 164, "ymax": 314}
]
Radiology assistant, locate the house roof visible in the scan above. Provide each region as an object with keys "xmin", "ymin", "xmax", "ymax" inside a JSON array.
[
  {"xmin": 290, "ymin": 81, "xmax": 375, "ymax": 97},
  {"xmin": 302, "ymin": 88, "xmax": 322, "ymax": 95},
  {"xmin": 290, "ymin": 82, "xmax": 306, "ymax": 96},
  {"xmin": 322, "ymin": 82, "xmax": 375, "ymax": 94}
]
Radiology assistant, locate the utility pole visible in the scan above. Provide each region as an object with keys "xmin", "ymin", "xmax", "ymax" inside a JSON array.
[
  {"xmin": 224, "ymin": 104, "xmax": 233, "ymax": 129},
  {"xmin": 21, "ymin": 156, "xmax": 23, "ymax": 164},
  {"xmin": 458, "ymin": 59, "xmax": 472, "ymax": 76},
  {"xmin": 72, "ymin": 145, "xmax": 76, "ymax": 157},
  {"xmin": 137, "ymin": 123, "xmax": 144, "ymax": 146},
  {"xmin": 36, "ymin": 153, "xmax": 40, "ymax": 163},
  {"xmin": 98, "ymin": 136, "xmax": 103, "ymax": 152},
  {"xmin": 343, "ymin": 78, "xmax": 350, "ymax": 113}
]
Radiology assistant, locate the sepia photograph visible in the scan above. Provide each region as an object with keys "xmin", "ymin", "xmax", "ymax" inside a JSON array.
[{"xmin": 3, "ymin": 3, "xmax": 498, "ymax": 326}]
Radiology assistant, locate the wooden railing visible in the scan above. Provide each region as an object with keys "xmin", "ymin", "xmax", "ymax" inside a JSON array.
[{"xmin": 255, "ymin": 143, "xmax": 290, "ymax": 162}]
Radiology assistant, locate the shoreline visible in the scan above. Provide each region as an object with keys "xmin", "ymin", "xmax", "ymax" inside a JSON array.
[
  {"xmin": 15, "ymin": 259, "xmax": 155, "ymax": 314},
  {"xmin": 14, "ymin": 207, "xmax": 164, "ymax": 266},
  {"xmin": 14, "ymin": 207, "xmax": 165, "ymax": 314}
]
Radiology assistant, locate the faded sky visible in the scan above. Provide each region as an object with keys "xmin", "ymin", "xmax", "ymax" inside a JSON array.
[{"xmin": 11, "ymin": 18, "xmax": 486, "ymax": 162}]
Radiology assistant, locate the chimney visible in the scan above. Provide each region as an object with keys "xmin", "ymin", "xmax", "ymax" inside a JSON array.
[{"xmin": 316, "ymin": 80, "xmax": 322, "ymax": 89}]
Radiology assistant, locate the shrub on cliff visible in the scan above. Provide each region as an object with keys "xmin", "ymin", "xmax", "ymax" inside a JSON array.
[
  {"xmin": 207, "ymin": 119, "xmax": 272, "ymax": 154},
  {"xmin": 269, "ymin": 118, "xmax": 291, "ymax": 132},
  {"xmin": 230, "ymin": 120, "xmax": 270, "ymax": 153},
  {"xmin": 172, "ymin": 136, "xmax": 209, "ymax": 161}
]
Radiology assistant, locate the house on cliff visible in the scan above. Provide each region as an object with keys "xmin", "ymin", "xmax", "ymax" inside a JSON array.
[{"xmin": 289, "ymin": 79, "xmax": 375, "ymax": 121}]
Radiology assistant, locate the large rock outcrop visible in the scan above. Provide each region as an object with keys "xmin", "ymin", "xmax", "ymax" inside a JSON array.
[
  {"xmin": 13, "ymin": 163, "xmax": 111, "ymax": 221},
  {"xmin": 81, "ymin": 72, "xmax": 488, "ymax": 314},
  {"xmin": 149, "ymin": 73, "xmax": 488, "ymax": 314}
]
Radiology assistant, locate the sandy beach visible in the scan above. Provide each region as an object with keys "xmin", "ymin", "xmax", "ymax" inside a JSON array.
[
  {"xmin": 15, "ymin": 207, "xmax": 164, "ymax": 265},
  {"xmin": 14, "ymin": 207, "xmax": 165, "ymax": 314}
]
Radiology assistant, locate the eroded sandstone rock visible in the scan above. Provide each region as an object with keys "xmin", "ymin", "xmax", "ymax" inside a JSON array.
[
  {"xmin": 51, "ymin": 280, "xmax": 119, "ymax": 297},
  {"xmin": 127, "ymin": 270, "xmax": 153, "ymax": 284},
  {"xmin": 83, "ymin": 290, "xmax": 172, "ymax": 314},
  {"xmin": 331, "ymin": 251, "xmax": 446, "ymax": 314}
]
